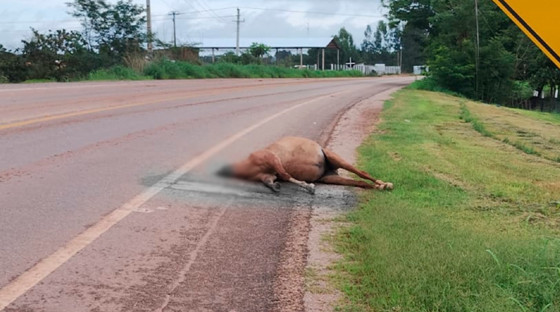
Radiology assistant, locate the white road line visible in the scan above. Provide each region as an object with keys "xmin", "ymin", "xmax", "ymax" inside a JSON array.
[{"xmin": 0, "ymin": 89, "xmax": 346, "ymax": 311}]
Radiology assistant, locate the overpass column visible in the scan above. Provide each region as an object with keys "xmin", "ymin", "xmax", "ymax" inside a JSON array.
[
  {"xmin": 337, "ymin": 49, "xmax": 340, "ymax": 70},
  {"xmin": 322, "ymin": 48, "xmax": 325, "ymax": 70}
]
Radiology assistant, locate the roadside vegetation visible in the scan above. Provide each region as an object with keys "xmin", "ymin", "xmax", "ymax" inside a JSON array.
[
  {"xmin": 335, "ymin": 87, "xmax": 560, "ymax": 311},
  {"xmin": 87, "ymin": 61, "xmax": 362, "ymax": 81}
]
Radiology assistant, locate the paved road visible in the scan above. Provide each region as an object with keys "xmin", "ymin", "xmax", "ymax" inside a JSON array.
[{"xmin": 0, "ymin": 77, "xmax": 413, "ymax": 311}]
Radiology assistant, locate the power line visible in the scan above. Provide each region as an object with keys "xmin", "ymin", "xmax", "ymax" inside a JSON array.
[
  {"xmin": 182, "ymin": 0, "xmax": 228, "ymax": 23},
  {"xmin": 151, "ymin": 15, "xmax": 235, "ymax": 22},
  {"xmin": 151, "ymin": 8, "xmax": 234, "ymax": 17},
  {"xmin": 240, "ymin": 7, "xmax": 384, "ymax": 18},
  {"xmin": 192, "ymin": 0, "xmax": 229, "ymax": 23}
]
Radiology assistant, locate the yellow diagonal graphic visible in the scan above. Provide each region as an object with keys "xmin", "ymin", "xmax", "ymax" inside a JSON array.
[{"xmin": 492, "ymin": 0, "xmax": 560, "ymax": 69}]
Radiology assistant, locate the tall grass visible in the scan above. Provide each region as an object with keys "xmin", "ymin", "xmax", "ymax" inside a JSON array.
[
  {"xmin": 86, "ymin": 61, "xmax": 363, "ymax": 81},
  {"xmin": 335, "ymin": 90, "xmax": 560, "ymax": 312},
  {"xmin": 141, "ymin": 60, "xmax": 363, "ymax": 79},
  {"xmin": 88, "ymin": 65, "xmax": 151, "ymax": 81}
]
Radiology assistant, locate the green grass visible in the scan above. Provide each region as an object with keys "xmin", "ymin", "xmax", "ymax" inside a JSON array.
[
  {"xmin": 407, "ymin": 77, "xmax": 465, "ymax": 98},
  {"xmin": 88, "ymin": 65, "xmax": 152, "ymax": 81},
  {"xmin": 75, "ymin": 61, "xmax": 364, "ymax": 82},
  {"xmin": 459, "ymin": 103, "xmax": 492, "ymax": 137},
  {"xmin": 463, "ymin": 101, "xmax": 560, "ymax": 162},
  {"xmin": 335, "ymin": 90, "xmax": 560, "ymax": 312},
  {"xmin": 142, "ymin": 60, "xmax": 363, "ymax": 80},
  {"xmin": 516, "ymin": 109, "xmax": 560, "ymax": 124}
]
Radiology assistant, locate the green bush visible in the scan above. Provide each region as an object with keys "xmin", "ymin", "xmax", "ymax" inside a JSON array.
[
  {"xmin": 142, "ymin": 60, "xmax": 363, "ymax": 80},
  {"xmin": 88, "ymin": 65, "xmax": 150, "ymax": 80},
  {"xmin": 408, "ymin": 77, "xmax": 465, "ymax": 97}
]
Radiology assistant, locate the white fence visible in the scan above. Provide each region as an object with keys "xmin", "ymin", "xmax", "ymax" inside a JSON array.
[
  {"xmin": 330, "ymin": 64, "xmax": 357, "ymax": 71},
  {"xmin": 331, "ymin": 63, "xmax": 401, "ymax": 75}
]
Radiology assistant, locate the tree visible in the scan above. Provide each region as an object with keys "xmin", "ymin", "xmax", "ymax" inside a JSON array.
[
  {"xmin": 218, "ymin": 51, "xmax": 240, "ymax": 64},
  {"xmin": 0, "ymin": 45, "xmax": 28, "ymax": 82},
  {"xmin": 21, "ymin": 28, "xmax": 94, "ymax": 80},
  {"xmin": 248, "ymin": 42, "xmax": 270, "ymax": 58},
  {"xmin": 362, "ymin": 25, "xmax": 374, "ymax": 54},
  {"xmin": 67, "ymin": 0, "xmax": 146, "ymax": 62},
  {"xmin": 275, "ymin": 50, "xmax": 295, "ymax": 67},
  {"xmin": 382, "ymin": 0, "xmax": 433, "ymax": 72},
  {"xmin": 335, "ymin": 27, "xmax": 360, "ymax": 64},
  {"xmin": 423, "ymin": 0, "xmax": 519, "ymax": 102},
  {"xmin": 361, "ymin": 21, "xmax": 398, "ymax": 65}
]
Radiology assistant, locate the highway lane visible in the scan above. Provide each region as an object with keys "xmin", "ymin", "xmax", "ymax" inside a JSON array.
[{"xmin": 0, "ymin": 77, "xmax": 413, "ymax": 311}]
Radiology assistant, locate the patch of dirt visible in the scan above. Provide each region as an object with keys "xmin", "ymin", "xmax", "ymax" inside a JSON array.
[
  {"xmin": 304, "ymin": 86, "xmax": 404, "ymax": 311},
  {"xmin": 271, "ymin": 206, "xmax": 311, "ymax": 312}
]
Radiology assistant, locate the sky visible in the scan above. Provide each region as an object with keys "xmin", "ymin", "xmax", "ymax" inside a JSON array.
[{"xmin": 0, "ymin": 0, "xmax": 386, "ymax": 51}]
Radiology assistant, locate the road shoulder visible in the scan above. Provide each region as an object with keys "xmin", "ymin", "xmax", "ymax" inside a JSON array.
[{"xmin": 303, "ymin": 86, "xmax": 403, "ymax": 311}]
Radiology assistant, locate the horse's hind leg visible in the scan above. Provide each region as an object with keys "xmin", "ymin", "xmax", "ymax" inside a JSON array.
[
  {"xmin": 317, "ymin": 173, "xmax": 384, "ymax": 189},
  {"xmin": 322, "ymin": 148, "xmax": 393, "ymax": 189}
]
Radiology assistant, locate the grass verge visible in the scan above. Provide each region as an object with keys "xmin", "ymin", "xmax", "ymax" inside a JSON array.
[
  {"xmin": 463, "ymin": 101, "xmax": 560, "ymax": 163},
  {"xmin": 335, "ymin": 89, "xmax": 560, "ymax": 312},
  {"xmin": 143, "ymin": 60, "xmax": 363, "ymax": 79},
  {"xmin": 89, "ymin": 60, "xmax": 363, "ymax": 81},
  {"xmin": 88, "ymin": 65, "xmax": 152, "ymax": 81}
]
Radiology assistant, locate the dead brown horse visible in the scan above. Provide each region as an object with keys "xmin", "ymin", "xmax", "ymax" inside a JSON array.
[{"xmin": 218, "ymin": 136, "xmax": 393, "ymax": 194}]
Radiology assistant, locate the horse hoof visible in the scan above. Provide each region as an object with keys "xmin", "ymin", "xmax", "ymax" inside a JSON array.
[{"xmin": 306, "ymin": 183, "xmax": 316, "ymax": 194}]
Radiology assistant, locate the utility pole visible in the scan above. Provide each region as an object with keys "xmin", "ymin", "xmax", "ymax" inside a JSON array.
[
  {"xmin": 475, "ymin": 0, "xmax": 480, "ymax": 100},
  {"xmin": 236, "ymin": 8, "xmax": 244, "ymax": 56},
  {"xmin": 146, "ymin": 0, "xmax": 152, "ymax": 54},
  {"xmin": 169, "ymin": 11, "xmax": 182, "ymax": 47}
]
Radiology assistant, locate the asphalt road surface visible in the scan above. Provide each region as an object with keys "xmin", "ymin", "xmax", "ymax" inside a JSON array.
[{"xmin": 0, "ymin": 77, "xmax": 413, "ymax": 311}]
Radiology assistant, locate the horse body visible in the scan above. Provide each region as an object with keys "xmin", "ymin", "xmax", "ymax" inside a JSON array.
[{"xmin": 221, "ymin": 136, "xmax": 393, "ymax": 193}]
